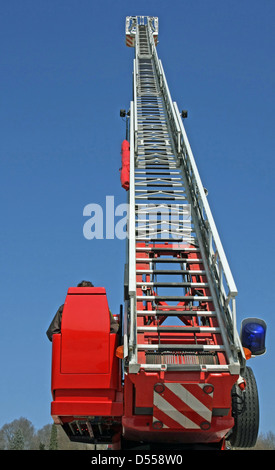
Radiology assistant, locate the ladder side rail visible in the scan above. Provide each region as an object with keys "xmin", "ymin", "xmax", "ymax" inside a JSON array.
[
  {"xmin": 128, "ymin": 101, "xmax": 136, "ymax": 296},
  {"xmin": 133, "ymin": 59, "xmax": 138, "ymax": 154},
  {"xmin": 123, "ymin": 195, "xmax": 130, "ymax": 359},
  {"xmin": 123, "ymin": 299, "xmax": 129, "ymax": 359},
  {"xmin": 173, "ymin": 102, "xmax": 239, "ymax": 346},
  {"xmin": 147, "ymin": 26, "xmax": 181, "ymax": 153},
  {"xmin": 147, "ymin": 25, "xmax": 162, "ymax": 77},
  {"xmin": 128, "ymin": 101, "xmax": 137, "ymax": 365},
  {"xmin": 159, "ymin": 60, "xmax": 181, "ymax": 154},
  {"xmin": 126, "ymin": 23, "xmax": 142, "ymax": 371},
  {"xmin": 219, "ymin": 277, "xmax": 242, "ymax": 351},
  {"xmin": 135, "ymin": 23, "xmax": 140, "ymax": 60},
  {"xmin": 232, "ymin": 297, "xmax": 245, "ymax": 360}
]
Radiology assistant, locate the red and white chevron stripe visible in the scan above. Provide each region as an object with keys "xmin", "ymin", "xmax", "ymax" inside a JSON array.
[
  {"xmin": 153, "ymin": 383, "xmax": 214, "ymax": 430},
  {"xmin": 126, "ymin": 35, "xmax": 134, "ymax": 47},
  {"xmin": 125, "ymin": 35, "xmax": 158, "ymax": 48}
]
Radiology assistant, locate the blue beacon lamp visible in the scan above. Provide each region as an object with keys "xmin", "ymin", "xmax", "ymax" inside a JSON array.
[{"xmin": 240, "ymin": 318, "xmax": 267, "ymax": 356}]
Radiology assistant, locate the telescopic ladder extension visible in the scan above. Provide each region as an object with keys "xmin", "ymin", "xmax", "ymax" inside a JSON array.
[{"xmin": 124, "ymin": 17, "xmax": 244, "ymax": 375}]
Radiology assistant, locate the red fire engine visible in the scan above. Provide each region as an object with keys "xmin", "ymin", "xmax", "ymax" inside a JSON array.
[{"xmin": 50, "ymin": 16, "xmax": 266, "ymax": 450}]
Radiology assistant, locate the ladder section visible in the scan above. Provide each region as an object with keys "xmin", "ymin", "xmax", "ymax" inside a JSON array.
[
  {"xmin": 125, "ymin": 19, "xmax": 241, "ymax": 374},
  {"xmin": 128, "ymin": 24, "xmax": 226, "ymax": 373},
  {"xmin": 136, "ymin": 243, "xmax": 226, "ymax": 370}
]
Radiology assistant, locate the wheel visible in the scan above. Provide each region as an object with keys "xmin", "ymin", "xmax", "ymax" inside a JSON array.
[{"xmin": 229, "ymin": 366, "xmax": 259, "ymax": 448}]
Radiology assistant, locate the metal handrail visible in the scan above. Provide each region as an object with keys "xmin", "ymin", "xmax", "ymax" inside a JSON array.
[{"xmin": 126, "ymin": 16, "xmax": 158, "ymax": 33}]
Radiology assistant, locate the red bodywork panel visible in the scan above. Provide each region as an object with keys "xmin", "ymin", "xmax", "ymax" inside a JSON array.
[
  {"xmin": 51, "ymin": 287, "xmax": 123, "ymax": 421},
  {"xmin": 61, "ymin": 288, "xmax": 110, "ymax": 374},
  {"xmin": 120, "ymin": 140, "xmax": 130, "ymax": 190},
  {"xmin": 50, "ymin": 285, "xmax": 237, "ymax": 448},
  {"xmin": 122, "ymin": 370, "xmax": 236, "ymax": 445}
]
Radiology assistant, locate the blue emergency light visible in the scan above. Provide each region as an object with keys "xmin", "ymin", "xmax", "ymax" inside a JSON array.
[{"xmin": 240, "ymin": 318, "xmax": 266, "ymax": 356}]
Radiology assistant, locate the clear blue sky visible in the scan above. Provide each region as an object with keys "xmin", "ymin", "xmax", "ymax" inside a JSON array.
[{"xmin": 0, "ymin": 0, "xmax": 274, "ymax": 436}]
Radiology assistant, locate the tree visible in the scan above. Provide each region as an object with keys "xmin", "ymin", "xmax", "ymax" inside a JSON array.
[
  {"xmin": 49, "ymin": 424, "xmax": 58, "ymax": 450},
  {"xmin": 253, "ymin": 432, "xmax": 275, "ymax": 450},
  {"xmin": 36, "ymin": 424, "xmax": 52, "ymax": 450},
  {"xmin": 9, "ymin": 429, "xmax": 25, "ymax": 450},
  {"xmin": 0, "ymin": 417, "xmax": 35, "ymax": 450}
]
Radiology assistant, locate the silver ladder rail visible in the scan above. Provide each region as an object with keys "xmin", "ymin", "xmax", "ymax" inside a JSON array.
[{"xmin": 124, "ymin": 17, "xmax": 243, "ymax": 374}]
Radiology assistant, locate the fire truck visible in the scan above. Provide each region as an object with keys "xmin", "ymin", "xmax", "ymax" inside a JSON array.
[{"xmin": 50, "ymin": 16, "xmax": 266, "ymax": 450}]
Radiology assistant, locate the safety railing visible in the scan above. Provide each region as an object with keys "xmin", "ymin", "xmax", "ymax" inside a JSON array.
[{"xmin": 126, "ymin": 16, "xmax": 158, "ymax": 35}]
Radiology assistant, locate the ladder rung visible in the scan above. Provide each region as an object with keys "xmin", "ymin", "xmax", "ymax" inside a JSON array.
[
  {"xmin": 135, "ymin": 177, "xmax": 181, "ymax": 181},
  {"xmin": 136, "ymin": 209, "xmax": 190, "ymax": 215},
  {"xmin": 137, "ymin": 326, "xmax": 220, "ymax": 333},
  {"xmin": 136, "ymin": 270, "xmax": 206, "ymax": 274},
  {"xmin": 137, "ymin": 344, "xmax": 224, "ymax": 351},
  {"xmin": 135, "ymin": 183, "xmax": 183, "ymax": 187},
  {"xmin": 135, "ymin": 219, "xmax": 189, "ymax": 223},
  {"xmin": 135, "ymin": 190, "xmax": 185, "ymax": 194},
  {"xmin": 136, "ymin": 238, "xmax": 193, "ymax": 242},
  {"xmin": 136, "ymin": 258, "xmax": 203, "ymax": 263},
  {"xmin": 135, "ymin": 171, "xmax": 181, "ymax": 175},
  {"xmin": 136, "ymin": 160, "xmax": 176, "ymax": 164},
  {"xmin": 137, "ymin": 295, "xmax": 212, "ymax": 301},
  {"xmin": 136, "ymin": 310, "xmax": 216, "ymax": 316},
  {"xmin": 135, "ymin": 193, "xmax": 185, "ymax": 197},
  {"xmin": 135, "ymin": 202, "xmax": 186, "ymax": 205},
  {"xmin": 135, "ymin": 196, "xmax": 186, "ymax": 201},
  {"xmin": 138, "ymin": 364, "xmax": 230, "ymax": 372},
  {"xmin": 136, "ymin": 247, "xmax": 200, "ymax": 252},
  {"xmin": 136, "ymin": 282, "xmax": 208, "ymax": 287},
  {"xmin": 137, "ymin": 166, "xmax": 178, "ymax": 170}
]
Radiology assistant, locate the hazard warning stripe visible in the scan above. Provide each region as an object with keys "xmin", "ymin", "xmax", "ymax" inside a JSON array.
[
  {"xmin": 153, "ymin": 383, "xmax": 213, "ymax": 430},
  {"xmin": 182, "ymin": 383, "xmax": 213, "ymax": 410},
  {"xmin": 153, "ymin": 406, "xmax": 178, "ymax": 429},
  {"xmin": 160, "ymin": 387, "xmax": 203, "ymax": 428},
  {"xmin": 161, "ymin": 384, "xmax": 211, "ymax": 428},
  {"xmin": 126, "ymin": 36, "xmax": 134, "ymax": 47},
  {"xmin": 165, "ymin": 383, "xmax": 212, "ymax": 422},
  {"xmin": 153, "ymin": 392, "xmax": 200, "ymax": 429}
]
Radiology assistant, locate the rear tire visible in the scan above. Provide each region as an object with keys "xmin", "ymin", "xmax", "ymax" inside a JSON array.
[{"xmin": 229, "ymin": 366, "xmax": 259, "ymax": 448}]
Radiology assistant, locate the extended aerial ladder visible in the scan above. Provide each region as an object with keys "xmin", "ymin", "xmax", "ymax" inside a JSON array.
[
  {"xmin": 123, "ymin": 16, "xmax": 241, "ymax": 376},
  {"xmin": 50, "ymin": 16, "xmax": 266, "ymax": 450}
]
